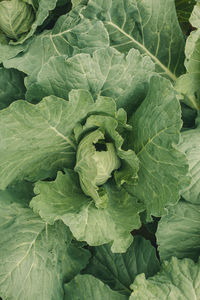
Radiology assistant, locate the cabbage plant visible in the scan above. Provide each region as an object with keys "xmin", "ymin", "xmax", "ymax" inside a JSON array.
[{"xmin": 1, "ymin": 0, "xmax": 200, "ymax": 300}]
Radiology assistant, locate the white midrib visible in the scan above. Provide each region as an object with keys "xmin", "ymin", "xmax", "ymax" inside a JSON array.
[
  {"xmin": 106, "ymin": 21, "xmax": 177, "ymax": 82},
  {"xmin": 50, "ymin": 126, "xmax": 76, "ymax": 150}
]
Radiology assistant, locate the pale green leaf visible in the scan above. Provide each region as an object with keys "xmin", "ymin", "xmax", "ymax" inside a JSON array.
[
  {"xmin": 84, "ymin": 236, "xmax": 160, "ymax": 296},
  {"xmin": 156, "ymin": 200, "xmax": 200, "ymax": 261},
  {"xmin": 31, "ymin": 171, "xmax": 144, "ymax": 253},
  {"xmin": 64, "ymin": 274, "xmax": 128, "ymax": 300},
  {"xmin": 0, "ymin": 196, "xmax": 90, "ymax": 300},
  {"xmin": 190, "ymin": 1, "xmax": 200, "ymax": 28},
  {"xmin": 130, "ymin": 257, "xmax": 200, "ymax": 300},
  {"xmin": 82, "ymin": 0, "xmax": 185, "ymax": 80},
  {"xmin": 175, "ymin": 3, "xmax": 200, "ymax": 110},
  {"xmin": 0, "ymin": 95, "xmax": 76, "ymax": 189},
  {"xmin": 0, "ymin": 89, "xmax": 118, "ymax": 189},
  {"xmin": 178, "ymin": 126, "xmax": 200, "ymax": 203},
  {"xmin": 0, "ymin": 67, "xmax": 25, "ymax": 110},
  {"xmin": 126, "ymin": 76, "xmax": 189, "ymax": 217},
  {"xmin": 4, "ymin": 12, "xmax": 109, "ymax": 84},
  {"xmin": 24, "ymin": 47, "xmax": 154, "ymax": 112}
]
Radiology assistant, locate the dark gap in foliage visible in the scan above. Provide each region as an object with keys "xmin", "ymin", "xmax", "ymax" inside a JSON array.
[
  {"xmin": 94, "ymin": 140, "xmax": 107, "ymax": 151},
  {"xmin": 181, "ymin": 103, "xmax": 197, "ymax": 129},
  {"xmin": 37, "ymin": 1, "xmax": 72, "ymax": 32}
]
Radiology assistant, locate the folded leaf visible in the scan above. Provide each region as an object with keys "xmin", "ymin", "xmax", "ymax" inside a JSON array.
[
  {"xmin": 31, "ymin": 170, "xmax": 144, "ymax": 253},
  {"xmin": 82, "ymin": 0, "xmax": 185, "ymax": 79},
  {"xmin": 130, "ymin": 257, "xmax": 200, "ymax": 300},
  {"xmin": 0, "ymin": 194, "xmax": 90, "ymax": 300},
  {"xmin": 24, "ymin": 47, "xmax": 154, "ymax": 112},
  {"xmin": 126, "ymin": 76, "xmax": 189, "ymax": 218},
  {"xmin": 178, "ymin": 122, "xmax": 200, "ymax": 203},
  {"xmin": 4, "ymin": 12, "xmax": 109, "ymax": 83},
  {"xmin": 64, "ymin": 274, "xmax": 128, "ymax": 300},
  {"xmin": 84, "ymin": 236, "xmax": 160, "ymax": 296},
  {"xmin": 0, "ymin": 90, "xmax": 117, "ymax": 189},
  {"xmin": 156, "ymin": 200, "xmax": 200, "ymax": 261}
]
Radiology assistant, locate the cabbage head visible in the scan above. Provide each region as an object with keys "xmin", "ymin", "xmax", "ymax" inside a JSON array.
[{"xmin": 0, "ymin": 0, "xmax": 35, "ymax": 40}]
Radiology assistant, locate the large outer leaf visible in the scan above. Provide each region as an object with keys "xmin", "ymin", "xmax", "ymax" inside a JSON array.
[
  {"xmin": 0, "ymin": 0, "xmax": 61, "ymax": 62},
  {"xmin": 0, "ymin": 95, "xmax": 75, "ymax": 189},
  {"xmin": 82, "ymin": 0, "xmax": 185, "ymax": 80},
  {"xmin": 130, "ymin": 257, "xmax": 200, "ymax": 300},
  {"xmin": 0, "ymin": 196, "xmax": 90, "ymax": 300},
  {"xmin": 0, "ymin": 30, "xmax": 30, "ymax": 63},
  {"xmin": 0, "ymin": 90, "xmax": 116, "ymax": 189},
  {"xmin": 176, "ymin": 3, "xmax": 200, "ymax": 110},
  {"xmin": 24, "ymin": 47, "xmax": 154, "ymax": 112},
  {"xmin": 83, "ymin": 236, "xmax": 160, "ymax": 296},
  {"xmin": 31, "ymin": 171, "xmax": 144, "ymax": 253},
  {"xmin": 178, "ymin": 126, "xmax": 200, "ymax": 203},
  {"xmin": 126, "ymin": 76, "xmax": 189, "ymax": 218},
  {"xmin": 4, "ymin": 11, "xmax": 109, "ymax": 84},
  {"xmin": 0, "ymin": 67, "xmax": 25, "ymax": 110},
  {"xmin": 156, "ymin": 200, "xmax": 200, "ymax": 262},
  {"xmin": 64, "ymin": 274, "xmax": 127, "ymax": 300}
]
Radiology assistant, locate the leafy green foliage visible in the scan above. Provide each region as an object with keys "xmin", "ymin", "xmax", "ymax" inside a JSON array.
[
  {"xmin": 130, "ymin": 257, "xmax": 200, "ymax": 299},
  {"xmin": 31, "ymin": 171, "xmax": 144, "ymax": 253},
  {"xmin": 0, "ymin": 0, "xmax": 199, "ymax": 299},
  {"xmin": 64, "ymin": 274, "xmax": 128, "ymax": 300},
  {"xmin": 83, "ymin": 236, "xmax": 160, "ymax": 296},
  {"xmin": 0, "ymin": 191, "xmax": 90, "ymax": 300},
  {"xmin": 157, "ymin": 199, "xmax": 200, "ymax": 261}
]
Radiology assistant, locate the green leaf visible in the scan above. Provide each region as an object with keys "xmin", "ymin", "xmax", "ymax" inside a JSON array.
[
  {"xmin": 126, "ymin": 76, "xmax": 189, "ymax": 218},
  {"xmin": 0, "ymin": 196, "xmax": 90, "ymax": 300},
  {"xmin": 4, "ymin": 11, "xmax": 109, "ymax": 85},
  {"xmin": 156, "ymin": 199, "xmax": 200, "ymax": 262},
  {"xmin": 0, "ymin": 89, "xmax": 118, "ymax": 189},
  {"xmin": 0, "ymin": 0, "xmax": 62, "ymax": 62},
  {"xmin": 0, "ymin": 95, "xmax": 75, "ymax": 189},
  {"xmin": 1, "ymin": 0, "xmax": 58, "ymax": 44},
  {"xmin": 24, "ymin": 47, "xmax": 154, "ymax": 112},
  {"xmin": 0, "ymin": 67, "xmax": 26, "ymax": 110},
  {"xmin": 64, "ymin": 274, "xmax": 128, "ymax": 300},
  {"xmin": 178, "ymin": 126, "xmax": 200, "ymax": 203},
  {"xmin": 130, "ymin": 257, "xmax": 200, "ymax": 299},
  {"xmin": 0, "ymin": 34, "xmax": 29, "ymax": 63},
  {"xmin": 176, "ymin": 3, "xmax": 200, "ymax": 111},
  {"xmin": 30, "ymin": 171, "xmax": 144, "ymax": 253},
  {"xmin": 82, "ymin": 0, "xmax": 185, "ymax": 80},
  {"xmin": 84, "ymin": 236, "xmax": 160, "ymax": 296}
]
